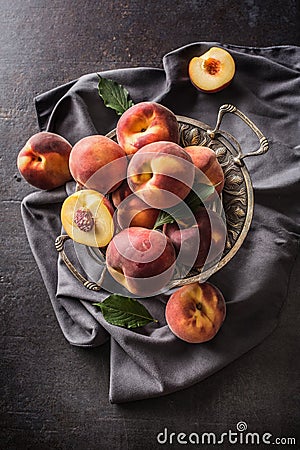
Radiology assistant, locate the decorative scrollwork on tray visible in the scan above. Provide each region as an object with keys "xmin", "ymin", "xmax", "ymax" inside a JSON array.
[
  {"xmin": 178, "ymin": 123, "xmax": 248, "ymax": 254},
  {"xmin": 179, "ymin": 123, "xmax": 209, "ymax": 147},
  {"xmin": 56, "ymin": 107, "xmax": 267, "ymax": 291}
]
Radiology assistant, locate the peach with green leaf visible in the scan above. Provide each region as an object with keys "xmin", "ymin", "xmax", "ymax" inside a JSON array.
[
  {"xmin": 163, "ymin": 207, "xmax": 227, "ymax": 269},
  {"xmin": 184, "ymin": 145, "xmax": 224, "ymax": 194},
  {"xmin": 116, "ymin": 101, "xmax": 180, "ymax": 156}
]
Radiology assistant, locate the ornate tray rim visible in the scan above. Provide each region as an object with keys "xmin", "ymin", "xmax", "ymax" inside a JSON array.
[
  {"xmin": 171, "ymin": 114, "xmax": 254, "ymax": 286},
  {"xmin": 55, "ymin": 104, "xmax": 269, "ymax": 293}
]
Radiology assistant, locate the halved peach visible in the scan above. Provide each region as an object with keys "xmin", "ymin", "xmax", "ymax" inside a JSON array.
[
  {"xmin": 61, "ymin": 189, "xmax": 114, "ymax": 247},
  {"xmin": 188, "ymin": 47, "xmax": 235, "ymax": 93}
]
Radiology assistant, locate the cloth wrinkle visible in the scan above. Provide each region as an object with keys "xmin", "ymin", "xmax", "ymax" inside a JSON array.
[{"xmin": 21, "ymin": 42, "xmax": 300, "ymax": 403}]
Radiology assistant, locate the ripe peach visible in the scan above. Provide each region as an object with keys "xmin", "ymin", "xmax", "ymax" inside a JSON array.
[
  {"xmin": 17, "ymin": 131, "xmax": 72, "ymax": 190},
  {"xmin": 69, "ymin": 135, "xmax": 128, "ymax": 194},
  {"xmin": 111, "ymin": 179, "xmax": 133, "ymax": 208},
  {"xmin": 184, "ymin": 145, "xmax": 224, "ymax": 194},
  {"xmin": 106, "ymin": 227, "xmax": 176, "ymax": 296},
  {"xmin": 116, "ymin": 193, "xmax": 159, "ymax": 229},
  {"xmin": 116, "ymin": 101, "xmax": 180, "ymax": 156},
  {"xmin": 188, "ymin": 47, "xmax": 235, "ymax": 93},
  {"xmin": 163, "ymin": 207, "xmax": 227, "ymax": 269},
  {"xmin": 61, "ymin": 189, "xmax": 114, "ymax": 248},
  {"xmin": 127, "ymin": 141, "xmax": 195, "ymax": 209},
  {"xmin": 165, "ymin": 282, "xmax": 226, "ymax": 343}
]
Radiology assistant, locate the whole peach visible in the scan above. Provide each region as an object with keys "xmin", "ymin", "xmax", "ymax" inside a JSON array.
[
  {"xmin": 111, "ymin": 179, "xmax": 133, "ymax": 208},
  {"xmin": 69, "ymin": 135, "xmax": 128, "ymax": 194},
  {"xmin": 17, "ymin": 131, "xmax": 72, "ymax": 190},
  {"xmin": 127, "ymin": 141, "xmax": 195, "ymax": 209},
  {"xmin": 163, "ymin": 207, "xmax": 227, "ymax": 269},
  {"xmin": 106, "ymin": 227, "xmax": 176, "ymax": 296},
  {"xmin": 184, "ymin": 145, "xmax": 224, "ymax": 194},
  {"xmin": 116, "ymin": 101, "xmax": 180, "ymax": 156},
  {"xmin": 165, "ymin": 282, "xmax": 226, "ymax": 343},
  {"xmin": 116, "ymin": 194, "xmax": 159, "ymax": 229}
]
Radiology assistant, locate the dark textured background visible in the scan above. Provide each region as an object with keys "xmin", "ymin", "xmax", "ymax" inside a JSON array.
[{"xmin": 1, "ymin": 1, "xmax": 299, "ymax": 449}]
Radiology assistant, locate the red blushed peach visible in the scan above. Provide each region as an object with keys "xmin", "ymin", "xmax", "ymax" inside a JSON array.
[
  {"xmin": 165, "ymin": 282, "xmax": 226, "ymax": 343},
  {"xmin": 106, "ymin": 227, "xmax": 176, "ymax": 296},
  {"xmin": 188, "ymin": 47, "xmax": 235, "ymax": 93},
  {"xmin": 116, "ymin": 101, "xmax": 180, "ymax": 156},
  {"xmin": 111, "ymin": 179, "xmax": 133, "ymax": 208},
  {"xmin": 163, "ymin": 207, "xmax": 227, "ymax": 269},
  {"xmin": 61, "ymin": 189, "xmax": 114, "ymax": 248},
  {"xmin": 127, "ymin": 141, "xmax": 195, "ymax": 209},
  {"xmin": 116, "ymin": 194, "xmax": 159, "ymax": 229},
  {"xmin": 17, "ymin": 131, "xmax": 72, "ymax": 190},
  {"xmin": 69, "ymin": 135, "xmax": 128, "ymax": 194},
  {"xmin": 184, "ymin": 145, "xmax": 224, "ymax": 194}
]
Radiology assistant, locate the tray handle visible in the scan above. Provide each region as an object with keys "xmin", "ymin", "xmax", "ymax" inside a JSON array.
[
  {"xmin": 207, "ymin": 104, "xmax": 269, "ymax": 165},
  {"xmin": 55, "ymin": 235, "xmax": 105, "ymax": 291}
]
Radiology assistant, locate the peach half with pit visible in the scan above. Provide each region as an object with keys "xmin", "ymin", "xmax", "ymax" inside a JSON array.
[
  {"xmin": 17, "ymin": 131, "xmax": 72, "ymax": 190},
  {"xmin": 188, "ymin": 47, "xmax": 235, "ymax": 93},
  {"xmin": 116, "ymin": 101, "xmax": 180, "ymax": 156},
  {"xmin": 61, "ymin": 189, "xmax": 114, "ymax": 248},
  {"xmin": 165, "ymin": 282, "xmax": 226, "ymax": 343},
  {"xmin": 127, "ymin": 141, "xmax": 195, "ymax": 209},
  {"xmin": 69, "ymin": 135, "xmax": 128, "ymax": 194},
  {"xmin": 106, "ymin": 227, "xmax": 176, "ymax": 296}
]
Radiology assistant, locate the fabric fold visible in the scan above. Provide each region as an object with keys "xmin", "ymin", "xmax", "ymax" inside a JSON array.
[{"xmin": 22, "ymin": 42, "xmax": 300, "ymax": 402}]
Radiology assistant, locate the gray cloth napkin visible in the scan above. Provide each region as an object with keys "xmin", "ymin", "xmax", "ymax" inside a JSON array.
[{"xmin": 21, "ymin": 43, "xmax": 300, "ymax": 403}]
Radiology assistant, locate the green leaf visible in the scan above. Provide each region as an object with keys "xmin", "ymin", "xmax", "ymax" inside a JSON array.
[
  {"xmin": 153, "ymin": 182, "xmax": 218, "ymax": 230},
  {"xmin": 153, "ymin": 210, "xmax": 175, "ymax": 229},
  {"xmin": 193, "ymin": 182, "xmax": 218, "ymax": 202},
  {"xmin": 98, "ymin": 76, "xmax": 134, "ymax": 115},
  {"xmin": 93, "ymin": 294, "xmax": 157, "ymax": 329}
]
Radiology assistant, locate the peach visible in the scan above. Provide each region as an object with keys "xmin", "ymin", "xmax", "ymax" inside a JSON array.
[
  {"xmin": 184, "ymin": 145, "xmax": 224, "ymax": 194},
  {"xmin": 111, "ymin": 179, "xmax": 133, "ymax": 208},
  {"xmin": 17, "ymin": 131, "xmax": 72, "ymax": 190},
  {"xmin": 188, "ymin": 47, "xmax": 235, "ymax": 93},
  {"xmin": 61, "ymin": 189, "xmax": 114, "ymax": 247},
  {"xmin": 69, "ymin": 135, "xmax": 128, "ymax": 194},
  {"xmin": 111, "ymin": 180, "xmax": 159, "ymax": 228},
  {"xmin": 165, "ymin": 282, "xmax": 226, "ymax": 343},
  {"xmin": 116, "ymin": 101, "xmax": 180, "ymax": 156},
  {"xmin": 163, "ymin": 207, "xmax": 227, "ymax": 269},
  {"xmin": 127, "ymin": 141, "xmax": 195, "ymax": 209},
  {"xmin": 106, "ymin": 227, "xmax": 176, "ymax": 296},
  {"xmin": 116, "ymin": 194, "xmax": 159, "ymax": 229}
]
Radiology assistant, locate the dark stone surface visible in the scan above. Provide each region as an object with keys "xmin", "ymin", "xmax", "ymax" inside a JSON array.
[{"xmin": 1, "ymin": 1, "xmax": 299, "ymax": 449}]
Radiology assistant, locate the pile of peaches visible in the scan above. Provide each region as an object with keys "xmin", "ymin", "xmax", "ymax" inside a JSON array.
[{"xmin": 17, "ymin": 47, "xmax": 236, "ymax": 343}]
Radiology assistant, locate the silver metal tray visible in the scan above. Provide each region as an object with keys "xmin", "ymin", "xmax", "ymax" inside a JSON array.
[{"xmin": 55, "ymin": 104, "xmax": 268, "ymax": 293}]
